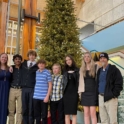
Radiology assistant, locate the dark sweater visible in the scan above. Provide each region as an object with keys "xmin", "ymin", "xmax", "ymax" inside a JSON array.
[
  {"xmin": 11, "ymin": 65, "xmax": 22, "ymax": 87},
  {"xmin": 21, "ymin": 60, "xmax": 38, "ymax": 88},
  {"xmin": 97, "ymin": 64, "xmax": 123, "ymax": 102}
]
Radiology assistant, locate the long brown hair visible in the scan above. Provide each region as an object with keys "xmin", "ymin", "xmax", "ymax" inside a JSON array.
[
  {"xmin": 0, "ymin": 53, "xmax": 9, "ymax": 71},
  {"xmin": 80, "ymin": 52, "xmax": 95, "ymax": 77},
  {"xmin": 64, "ymin": 55, "xmax": 77, "ymax": 71}
]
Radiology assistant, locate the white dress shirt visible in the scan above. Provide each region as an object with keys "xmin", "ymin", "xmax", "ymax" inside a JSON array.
[{"xmin": 27, "ymin": 60, "xmax": 36, "ymax": 67}]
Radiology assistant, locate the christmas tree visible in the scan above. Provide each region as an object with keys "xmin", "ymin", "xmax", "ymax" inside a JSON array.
[{"xmin": 38, "ymin": 0, "xmax": 82, "ymax": 69}]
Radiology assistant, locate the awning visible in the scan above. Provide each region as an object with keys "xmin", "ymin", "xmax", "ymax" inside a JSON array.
[{"xmin": 82, "ymin": 21, "xmax": 124, "ymax": 52}]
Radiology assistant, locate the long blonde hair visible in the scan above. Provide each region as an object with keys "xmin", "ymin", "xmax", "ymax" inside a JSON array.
[
  {"xmin": 80, "ymin": 52, "xmax": 95, "ymax": 77},
  {"xmin": 0, "ymin": 53, "xmax": 9, "ymax": 71}
]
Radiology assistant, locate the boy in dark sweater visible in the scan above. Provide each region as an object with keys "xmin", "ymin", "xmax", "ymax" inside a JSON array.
[{"xmin": 21, "ymin": 50, "xmax": 38, "ymax": 124}]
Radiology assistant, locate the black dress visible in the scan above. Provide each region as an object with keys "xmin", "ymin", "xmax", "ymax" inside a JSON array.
[
  {"xmin": 63, "ymin": 72, "xmax": 78, "ymax": 114},
  {"xmin": 81, "ymin": 70, "xmax": 97, "ymax": 106}
]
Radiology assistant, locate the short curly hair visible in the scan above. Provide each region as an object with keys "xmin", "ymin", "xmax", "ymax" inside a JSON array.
[{"xmin": 13, "ymin": 54, "xmax": 22, "ymax": 61}]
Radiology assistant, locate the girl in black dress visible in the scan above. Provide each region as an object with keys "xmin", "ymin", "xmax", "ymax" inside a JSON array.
[
  {"xmin": 78, "ymin": 52, "xmax": 97, "ymax": 124},
  {"xmin": 63, "ymin": 55, "xmax": 79, "ymax": 124}
]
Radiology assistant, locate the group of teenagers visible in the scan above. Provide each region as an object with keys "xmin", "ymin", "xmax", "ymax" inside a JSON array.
[{"xmin": 0, "ymin": 49, "xmax": 123, "ymax": 124}]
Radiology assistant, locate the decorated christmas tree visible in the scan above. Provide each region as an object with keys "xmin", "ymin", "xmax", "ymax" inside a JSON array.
[{"xmin": 38, "ymin": 0, "xmax": 82, "ymax": 69}]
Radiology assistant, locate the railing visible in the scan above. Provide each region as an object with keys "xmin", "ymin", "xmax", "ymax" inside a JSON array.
[{"xmin": 118, "ymin": 76, "xmax": 124, "ymax": 124}]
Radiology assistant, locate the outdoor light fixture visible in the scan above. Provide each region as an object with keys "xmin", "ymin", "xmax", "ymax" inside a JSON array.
[{"xmin": 21, "ymin": 9, "xmax": 41, "ymax": 24}]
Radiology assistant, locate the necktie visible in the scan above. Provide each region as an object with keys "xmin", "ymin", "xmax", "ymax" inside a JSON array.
[{"xmin": 29, "ymin": 62, "xmax": 33, "ymax": 67}]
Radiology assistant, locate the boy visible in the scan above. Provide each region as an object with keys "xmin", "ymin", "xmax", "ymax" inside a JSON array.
[
  {"xmin": 21, "ymin": 50, "xmax": 38, "ymax": 124},
  {"xmin": 8, "ymin": 54, "xmax": 23, "ymax": 124},
  {"xmin": 50, "ymin": 63, "xmax": 65, "ymax": 124},
  {"xmin": 33, "ymin": 59, "xmax": 52, "ymax": 124},
  {"xmin": 9, "ymin": 50, "xmax": 38, "ymax": 124}
]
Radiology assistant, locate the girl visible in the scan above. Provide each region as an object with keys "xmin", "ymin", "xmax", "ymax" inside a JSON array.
[
  {"xmin": 78, "ymin": 52, "xmax": 97, "ymax": 124},
  {"xmin": 63, "ymin": 55, "xmax": 79, "ymax": 124},
  {"xmin": 0, "ymin": 53, "xmax": 11, "ymax": 124}
]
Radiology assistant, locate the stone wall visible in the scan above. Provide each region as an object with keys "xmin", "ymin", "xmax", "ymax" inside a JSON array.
[{"xmin": 77, "ymin": 0, "xmax": 124, "ymax": 31}]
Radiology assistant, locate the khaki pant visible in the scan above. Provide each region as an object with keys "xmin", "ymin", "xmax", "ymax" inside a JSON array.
[
  {"xmin": 8, "ymin": 88, "xmax": 22, "ymax": 124},
  {"xmin": 99, "ymin": 95, "xmax": 118, "ymax": 124}
]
